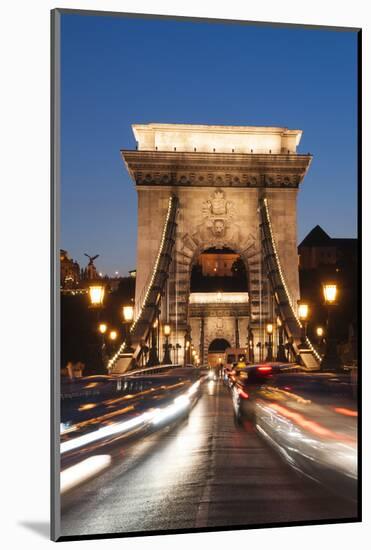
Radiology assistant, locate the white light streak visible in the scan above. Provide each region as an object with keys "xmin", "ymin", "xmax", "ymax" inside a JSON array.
[
  {"xmin": 151, "ymin": 395, "xmax": 190, "ymax": 426},
  {"xmin": 60, "ymin": 410, "xmax": 156, "ymax": 454},
  {"xmin": 60, "ymin": 455, "xmax": 111, "ymax": 494},
  {"xmin": 61, "ymin": 378, "xmax": 202, "ymax": 455}
]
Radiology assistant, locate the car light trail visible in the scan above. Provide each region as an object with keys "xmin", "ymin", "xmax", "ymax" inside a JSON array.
[
  {"xmin": 61, "ymin": 411, "xmax": 157, "ymax": 454},
  {"xmin": 334, "ymin": 407, "xmax": 358, "ymax": 417},
  {"xmin": 61, "ymin": 378, "xmax": 202, "ymax": 454},
  {"xmin": 268, "ymin": 403, "xmax": 356, "ymax": 444},
  {"xmin": 187, "ymin": 379, "xmax": 201, "ymax": 396},
  {"xmin": 61, "ymin": 455, "xmax": 111, "ymax": 494},
  {"xmin": 238, "ymin": 389, "xmax": 249, "ymax": 399},
  {"xmin": 151, "ymin": 395, "xmax": 190, "ymax": 426}
]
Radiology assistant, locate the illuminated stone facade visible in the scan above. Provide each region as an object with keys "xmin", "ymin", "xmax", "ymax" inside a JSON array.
[{"xmin": 122, "ymin": 123, "xmax": 312, "ymax": 364}]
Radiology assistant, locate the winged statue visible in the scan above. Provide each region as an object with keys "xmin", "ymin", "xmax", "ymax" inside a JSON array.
[{"xmin": 84, "ymin": 253, "xmax": 100, "ymax": 265}]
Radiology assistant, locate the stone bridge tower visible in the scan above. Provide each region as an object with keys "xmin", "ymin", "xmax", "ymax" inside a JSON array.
[{"xmin": 122, "ymin": 124, "xmax": 312, "ymax": 365}]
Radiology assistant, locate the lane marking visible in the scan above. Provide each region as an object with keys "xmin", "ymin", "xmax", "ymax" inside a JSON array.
[{"xmin": 194, "ymin": 381, "xmax": 220, "ymax": 528}]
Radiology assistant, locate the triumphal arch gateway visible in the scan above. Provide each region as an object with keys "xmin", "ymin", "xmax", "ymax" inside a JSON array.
[{"xmin": 120, "ymin": 123, "xmax": 312, "ymax": 368}]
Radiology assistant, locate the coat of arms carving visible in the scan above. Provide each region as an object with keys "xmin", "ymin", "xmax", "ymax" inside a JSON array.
[{"xmin": 192, "ymin": 189, "xmax": 241, "ymax": 244}]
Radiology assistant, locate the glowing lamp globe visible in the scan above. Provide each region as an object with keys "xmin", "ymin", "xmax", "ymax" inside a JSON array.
[
  {"xmin": 323, "ymin": 284, "xmax": 337, "ymax": 304},
  {"xmin": 88, "ymin": 285, "xmax": 105, "ymax": 307},
  {"xmin": 123, "ymin": 305, "xmax": 134, "ymax": 323}
]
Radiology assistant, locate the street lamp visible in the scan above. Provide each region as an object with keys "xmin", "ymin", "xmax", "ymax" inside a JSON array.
[
  {"xmin": 88, "ymin": 285, "xmax": 105, "ymax": 308},
  {"xmin": 323, "ymin": 284, "xmax": 337, "ymax": 304},
  {"xmin": 321, "ymin": 283, "xmax": 342, "ymax": 372},
  {"xmin": 256, "ymin": 341, "xmax": 262, "ymax": 362},
  {"xmin": 174, "ymin": 343, "xmax": 181, "ymax": 364},
  {"xmin": 184, "ymin": 339, "xmax": 190, "ymax": 366},
  {"xmin": 266, "ymin": 323, "xmax": 273, "ymax": 362},
  {"xmin": 98, "ymin": 323, "xmax": 108, "ymax": 366},
  {"xmin": 183, "ymin": 325, "xmax": 192, "ymax": 366},
  {"xmin": 297, "ymin": 301, "xmax": 309, "ymax": 349},
  {"xmin": 248, "ymin": 328, "xmax": 254, "ymax": 363},
  {"xmin": 298, "ymin": 303, "xmax": 309, "ymax": 322},
  {"xmin": 162, "ymin": 323, "xmax": 172, "ymax": 365},
  {"xmin": 108, "ymin": 330, "xmax": 118, "ymax": 354},
  {"xmin": 122, "ymin": 304, "xmax": 134, "ymax": 353},
  {"xmin": 88, "ymin": 284, "xmax": 106, "ymax": 373},
  {"xmin": 316, "ymin": 326, "xmax": 324, "ymax": 342},
  {"xmin": 98, "ymin": 323, "xmax": 107, "ymax": 334},
  {"xmin": 276, "ymin": 316, "xmax": 287, "ymax": 362},
  {"xmin": 123, "ymin": 305, "xmax": 134, "ymax": 323},
  {"xmin": 316, "ymin": 326, "xmax": 324, "ymax": 355},
  {"xmin": 139, "ymin": 339, "xmax": 149, "ymax": 367},
  {"xmin": 147, "ymin": 314, "xmax": 160, "ymax": 367}
]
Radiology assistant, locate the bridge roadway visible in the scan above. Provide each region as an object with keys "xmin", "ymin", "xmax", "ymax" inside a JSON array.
[{"xmin": 61, "ymin": 379, "xmax": 356, "ymax": 537}]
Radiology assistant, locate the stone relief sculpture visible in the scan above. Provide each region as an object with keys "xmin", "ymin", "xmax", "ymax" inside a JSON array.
[{"xmin": 192, "ymin": 189, "xmax": 242, "ymax": 246}]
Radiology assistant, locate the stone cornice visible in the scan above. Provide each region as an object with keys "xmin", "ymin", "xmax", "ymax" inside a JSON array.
[
  {"xmin": 189, "ymin": 303, "xmax": 250, "ymax": 317},
  {"xmin": 121, "ymin": 150, "xmax": 312, "ymax": 189}
]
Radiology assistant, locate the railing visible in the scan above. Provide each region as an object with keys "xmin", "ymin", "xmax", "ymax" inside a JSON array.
[
  {"xmin": 107, "ymin": 194, "xmax": 179, "ymax": 372},
  {"xmin": 259, "ymin": 196, "xmax": 321, "ymax": 368}
]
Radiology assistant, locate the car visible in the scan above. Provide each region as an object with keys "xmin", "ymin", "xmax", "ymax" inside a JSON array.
[
  {"xmin": 253, "ymin": 371, "xmax": 358, "ymax": 500},
  {"xmin": 230, "ymin": 363, "xmax": 285, "ymax": 422}
]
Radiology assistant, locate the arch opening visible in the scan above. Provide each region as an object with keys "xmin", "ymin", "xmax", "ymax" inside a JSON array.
[
  {"xmin": 190, "ymin": 246, "xmax": 248, "ymax": 293},
  {"xmin": 208, "ymin": 338, "xmax": 231, "ymax": 352},
  {"xmin": 207, "ymin": 338, "xmax": 231, "ymax": 369}
]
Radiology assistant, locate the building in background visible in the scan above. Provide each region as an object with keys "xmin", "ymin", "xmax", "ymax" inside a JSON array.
[
  {"xmin": 298, "ymin": 225, "xmax": 357, "ymax": 270},
  {"xmin": 298, "ymin": 226, "xmax": 358, "ymax": 365},
  {"xmin": 196, "ymin": 248, "xmax": 240, "ymax": 276},
  {"xmin": 60, "ymin": 249, "xmax": 81, "ymax": 288}
]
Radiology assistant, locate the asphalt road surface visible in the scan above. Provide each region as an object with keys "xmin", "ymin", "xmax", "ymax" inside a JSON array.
[{"xmin": 61, "ymin": 379, "xmax": 357, "ymax": 537}]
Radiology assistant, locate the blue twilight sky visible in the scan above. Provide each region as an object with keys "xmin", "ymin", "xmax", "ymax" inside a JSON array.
[{"xmin": 61, "ymin": 13, "xmax": 358, "ymax": 276}]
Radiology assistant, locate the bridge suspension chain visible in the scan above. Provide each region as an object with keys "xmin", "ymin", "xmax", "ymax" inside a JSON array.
[
  {"xmin": 259, "ymin": 197, "xmax": 321, "ymax": 368},
  {"xmin": 107, "ymin": 194, "xmax": 179, "ymax": 372}
]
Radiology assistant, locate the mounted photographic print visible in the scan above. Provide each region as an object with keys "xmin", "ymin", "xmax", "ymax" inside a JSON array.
[{"xmin": 51, "ymin": 8, "xmax": 361, "ymax": 542}]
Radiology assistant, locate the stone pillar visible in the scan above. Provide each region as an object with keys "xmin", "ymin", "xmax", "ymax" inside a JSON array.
[
  {"xmin": 235, "ymin": 317, "xmax": 240, "ymax": 348},
  {"xmin": 200, "ymin": 316, "xmax": 205, "ymax": 365}
]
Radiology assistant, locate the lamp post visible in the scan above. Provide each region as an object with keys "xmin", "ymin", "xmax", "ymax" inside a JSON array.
[
  {"xmin": 88, "ymin": 284, "xmax": 106, "ymax": 372},
  {"xmin": 276, "ymin": 317, "xmax": 287, "ymax": 362},
  {"xmin": 184, "ymin": 339, "xmax": 190, "ymax": 366},
  {"xmin": 184, "ymin": 326, "xmax": 192, "ymax": 366},
  {"xmin": 108, "ymin": 329, "xmax": 118, "ymax": 355},
  {"xmin": 321, "ymin": 283, "xmax": 342, "ymax": 372},
  {"xmin": 316, "ymin": 326, "xmax": 324, "ymax": 353},
  {"xmin": 122, "ymin": 305, "xmax": 134, "ymax": 353},
  {"xmin": 162, "ymin": 323, "xmax": 172, "ymax": 365},
  {"xmin": 98, "ymin": 322, "xmax": 108, "ymax": 366},
  {"xmin": 266, "ymin": 323, "xmax": 273, "ymax": 362},
  {"xmin": 174, "ymin": 343, "xmax": 181, "ymax": 364},
  {"xmin": 256, "ymin": 342, "xmax": 262, "ymax": 362},
  {"xmin": 248, "ymin": 329, "xmax": 255, "ymax": 363},
  {"xmin": 147, "ymin": 316, "xmax": 159, "ymax": 367},
  {"xmin": 139, "ymin": 339, "xmax": 149, "ymax": 367},
  {"xmin": 297, "ymin": 302, "xmax": 309, "ymax": 349}
]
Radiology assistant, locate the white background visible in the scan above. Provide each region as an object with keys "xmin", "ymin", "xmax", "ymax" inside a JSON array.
[{"xmin": 0, "ymin": 0, "xmax": 369, "ymax": 548}]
